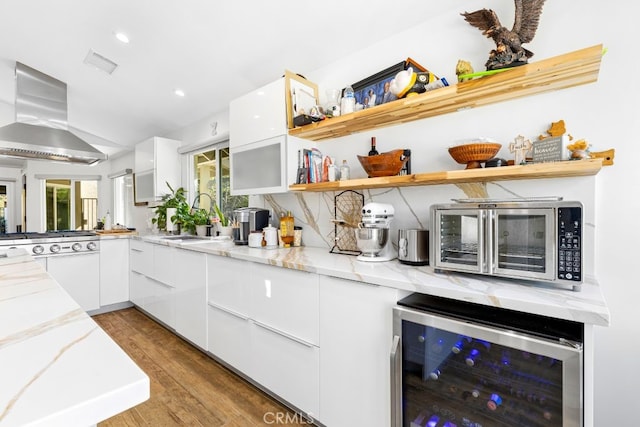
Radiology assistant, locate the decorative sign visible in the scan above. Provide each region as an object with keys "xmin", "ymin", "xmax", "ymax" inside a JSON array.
[
  {"xmin": 532, "ymin": 135, "xmax": 568, "ymax": 163},
  {"xmin": 509, "ymin": 135, "xmax": 533, "ymax": 165}
]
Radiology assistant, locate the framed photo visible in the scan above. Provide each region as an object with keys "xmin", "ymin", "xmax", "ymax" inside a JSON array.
[
  {"xmin": 284, "ymin": 70, "xmax": 319, "ymax": 129},
  {"xmin": 351, "ymin": 58, "xmax": 430, "ymax": 108}
]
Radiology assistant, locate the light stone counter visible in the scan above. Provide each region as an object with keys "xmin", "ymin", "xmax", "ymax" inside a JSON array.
[
  {"xmin": 0, "ymin": 249, "xmax": 149, "ymax": 427},
  {"xmin": 139, "ymin": 235, "xmax": 610, "ymax": 327}
]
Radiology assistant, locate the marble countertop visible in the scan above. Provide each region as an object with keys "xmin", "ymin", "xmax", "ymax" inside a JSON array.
[
  {"xmin": 138, "ymin": 235, "xmax": 610, "ymax": 327},
  {"xmin": 0, "ymin": 248, "xmax": 149, "ymax": 426}
]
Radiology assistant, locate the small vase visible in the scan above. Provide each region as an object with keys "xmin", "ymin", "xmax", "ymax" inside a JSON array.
[
  {"xmin": 166, "ymin": 208, "xmax": 178, "ymax": 234},
  {"xmin": 196, "ymin": 225, "xmax": 208, "ymax": 237},
  {"xmin": 218, "ymin": 225, "xmax": 233, "ymax": 237}
]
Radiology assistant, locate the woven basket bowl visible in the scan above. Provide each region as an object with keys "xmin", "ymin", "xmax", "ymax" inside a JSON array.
[
  {"xmin": 448, "ymin": 143, "xmax": 502, "ymax": 169},
  {"xmin": 357, "ymin": 149, "xmax": 410, "ymax": 177}
]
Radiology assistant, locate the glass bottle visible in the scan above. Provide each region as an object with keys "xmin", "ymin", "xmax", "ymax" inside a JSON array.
[
  {"xmin": 368, "ymin": 136, "xmax": 379, "ymax": 156},
  {"xmin": 104, "ymin": 210, "xmax": 112, "ymax": 231},
  {"xmin": 339, "ymin": 160, "xmax": 350, "ymax": 181},
  {"xmin": 280, "ymin": 210, "xmax": 295, "ymax": 247}
]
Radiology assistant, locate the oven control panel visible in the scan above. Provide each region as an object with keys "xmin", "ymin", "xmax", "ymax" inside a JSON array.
[{"xmin": 557, "ymin": 207, "xmax": 581, "ymax": 282}]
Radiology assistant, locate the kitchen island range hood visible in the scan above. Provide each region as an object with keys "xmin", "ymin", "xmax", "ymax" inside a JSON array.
[{"xmin": 0, "ymin": 62, "xmax": 107, "ymax": 165}]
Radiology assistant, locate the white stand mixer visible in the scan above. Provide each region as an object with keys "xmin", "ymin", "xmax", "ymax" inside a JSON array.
[{"xmin": 355, "ymin": 202, "xmax": 396, "ymax": 262}]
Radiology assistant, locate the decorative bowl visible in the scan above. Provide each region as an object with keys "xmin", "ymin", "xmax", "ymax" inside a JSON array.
[
  {"xmin": 448, "ymin": 142, "xmax": 502, "ymax": 169},
  {"xmin": 357, "ymin": 149, "xmax": 410, "ymax": 178}
]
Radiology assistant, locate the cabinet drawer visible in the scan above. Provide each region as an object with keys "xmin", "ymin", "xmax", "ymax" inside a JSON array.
[
  {"xmin": 250, "ymin": 263, "xmax": 319, "ymax": 345},
  {"xmin": 206, "ymin": 256, "xmax": 250, "ymax": 316},
  {"xmin": 145, "ymin": 278, "xmax": 175, "ymax": 329},
  {"xmin": 251, "ymin": 321, "xmax": 319, "ymax": 418},
  {"xmin": 207, "ymin": 303, "xmax": 252, "ymax": 376},
  {"xmin": 151, "ymin": 245, "xmax": 176, "ymax": 286},
  {"xmin": 130, "ymin": 240, "xmax": 152, "ymax": 276}
]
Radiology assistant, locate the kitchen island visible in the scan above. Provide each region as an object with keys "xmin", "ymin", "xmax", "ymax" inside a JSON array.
[{"xmin": 0, "ymin": 249, "xmax": 149, "ymax": 426}]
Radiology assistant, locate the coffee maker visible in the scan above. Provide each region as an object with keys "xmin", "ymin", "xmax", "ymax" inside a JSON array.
[
  {"xmin": 355, "ymin": 202, "xmax": 395, "ymax": 262},
  {"xmin": 233, "ymin": 207, "xmax": 269, "ymax": 245}
]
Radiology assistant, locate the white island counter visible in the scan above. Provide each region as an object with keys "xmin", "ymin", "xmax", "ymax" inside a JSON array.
[{"xmin": 0, "ymin": 249, "xmax": 149, "ymax": 427}]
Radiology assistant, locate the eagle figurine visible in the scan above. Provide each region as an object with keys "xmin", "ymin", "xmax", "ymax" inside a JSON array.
[{"xmin": 462, "ymin": 0, "xmax": 546, "ymax": 70}]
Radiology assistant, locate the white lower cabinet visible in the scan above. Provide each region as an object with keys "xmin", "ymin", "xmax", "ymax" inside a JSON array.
[
  {"xmin": 251, "ymin": 321, "xmax": 320, "ymax": 418},
  {"xmin": 129, "ymin": 270, "xmax": 149, "ymax": 308},
  {"xmin": 99, "ymin": 239, "xmax": 130, "ymax": 306},
  {"xmin": 174, "ymin": 249, "xmax": 206, "ymax": 349},
  {"xmin": 206, "ymin": 256, "xmax": 320, "ymax": 419},
  {"xmin": 145, "ymin": 277, "xmax": 175, "ymax": 329},
  {"xmin": 318, "ymin": 275, "xmax": 398, "ymax": 427}
]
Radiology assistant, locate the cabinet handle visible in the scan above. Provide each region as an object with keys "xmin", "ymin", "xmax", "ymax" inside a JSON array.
[
  {"xmin": 390, "ymin": 335, "xmax": 401, "ymax": 427},
  {"xmin": 148, "ymin": 277, "xmax": 174, "ymax": 289},
  {"xmin": 130, "ymin": 248, "xmax": 143, "ymax": 252},
  {"xmin": 207, "ymin": 301, "xmax": 249, "ymax": 321},
  {"xmin": 252, "ymin": 320, "xmax": 315, "ymax": 348}
]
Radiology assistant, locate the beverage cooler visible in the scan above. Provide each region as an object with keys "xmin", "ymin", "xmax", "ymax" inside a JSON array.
[{"xmin": 391, "ymin": 294, "xmax": 584, "ymax": 427}]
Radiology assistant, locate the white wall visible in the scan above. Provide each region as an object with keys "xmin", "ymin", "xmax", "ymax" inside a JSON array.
[{"xmin": 188, "ymin": 2, "xmax": 635, "ymax": 424}]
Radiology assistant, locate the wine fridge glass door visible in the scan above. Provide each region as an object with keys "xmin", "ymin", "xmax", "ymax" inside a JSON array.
[{"xmin": 392, "ymin": 306, "xmax": 582, "ymax": 427}]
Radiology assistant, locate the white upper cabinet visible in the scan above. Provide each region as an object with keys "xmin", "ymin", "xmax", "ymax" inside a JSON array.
[
  {"xmin": 230, "ymin": 78, "xmax": 287, "ymax": 148},
  {"xmin": 134, "ymin": 136, "xmax": 181, "ymax": 203}
]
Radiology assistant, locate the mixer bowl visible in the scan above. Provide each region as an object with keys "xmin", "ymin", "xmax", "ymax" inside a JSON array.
[{"xmin": 355, "ymin": 227, "xmax": 389, "ymax": 257}]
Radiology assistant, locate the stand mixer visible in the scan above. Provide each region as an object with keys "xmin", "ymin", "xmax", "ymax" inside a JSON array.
[{"xmin": 355, "ymin": 202, "xmax": 395, "ymax": 262}]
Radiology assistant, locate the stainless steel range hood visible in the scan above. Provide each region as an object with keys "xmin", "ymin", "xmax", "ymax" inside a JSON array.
[{"xmin": 0, "ymin": 63, "xmax": 107, "ymax": 165}]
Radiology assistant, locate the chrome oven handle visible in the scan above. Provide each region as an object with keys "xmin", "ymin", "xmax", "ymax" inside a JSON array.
[
  {"xmin": 477, "ymin": 210, "xmax": 486, "ymax": 273},
  {"xmin": 486, "ymin": 209, "xmax": 495, "ymax": 273},
  {"xmin": 390, "ymin": 335, "xmax": 401, "ymax": 427}
]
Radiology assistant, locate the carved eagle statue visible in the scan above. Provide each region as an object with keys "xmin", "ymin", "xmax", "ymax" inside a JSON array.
[{"xmin": 461, "ymin": 0, "xmax": 546, "ymax": 70}]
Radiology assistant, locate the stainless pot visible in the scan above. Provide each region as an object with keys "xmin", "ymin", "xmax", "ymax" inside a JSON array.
[{"xmin": 398, "ymin": 229, "xmax": 429, "ymax": 265}]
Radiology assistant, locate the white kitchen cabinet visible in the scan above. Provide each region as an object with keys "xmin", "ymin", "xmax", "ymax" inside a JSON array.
[
  {"xmin": 174, "ymin": 249, "xmax": 206, "ymax": 349},
  {"xmin": 251, "ymin": 321, "xmax": 320, "ymax": 419},
  {"xmin": 229, "ymin": 78, "xmax": 287, "ymax": 148},
  {"xmin": 129, "ymin": 270, "xmax": 150, "ymax": 308},
  {"xmin": 249, "ymin": 263, "xmax": 319, "ymax": 345},
  {"xmin": 130, "ymin": 239, "xmax": 153, "ymax": 277},
  {"xmin": 47, "ymin": 252, "xmax": 100, "ymax": 312},
  {"xmin": 206, "ymin": 255, "xmax": 252, "ymax": 375},
  {"xmin": 134, "ymin": 136, "xmax": 181, "ymax": 203},
  {"xmin": 318, "ymin": 275, "xmax": 398, "ymax": 427},
  {"xmin": 151, "ymin": 245, "xmax": 176, "ymax": 285},
  {"xmin": 229, "ymin": 77, "xmax": 307, "ymax": 195},
  {"xmin": 99, "ymin": 239, "xmax": 130, "ymax": 306},
  {"xmin": 145, "ymin": 276, "xmax": 175, "ymax": 329},
  {"xmin": 205, "ymin": 256, "xmax": 320, "ymax": 417}
]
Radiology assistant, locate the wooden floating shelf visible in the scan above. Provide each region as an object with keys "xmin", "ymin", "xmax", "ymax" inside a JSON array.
[
  {"xmin": 288, "ymin": 45, "xmax": 604, "ymax": 141},
  {"xmin": 289, "ymin": 159, "xmax": 604, "ymax": 192}
]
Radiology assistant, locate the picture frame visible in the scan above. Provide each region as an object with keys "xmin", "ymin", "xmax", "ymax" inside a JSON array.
[
  {"xmin": 351, "ymin": 57, "xmax": 429, "ymax": 108},
  {"xmin": 284, "ymin": 70, "xmax": 319, "ymax": 129}
]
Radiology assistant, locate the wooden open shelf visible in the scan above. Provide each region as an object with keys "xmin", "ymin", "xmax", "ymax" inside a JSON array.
[
  {"xmin": 288, "ymin": 45, "xmax": 604, "ymax": 141},
  {"xmin": 289, "ymin": 158, "xmax": 603, "ymax": 192}
]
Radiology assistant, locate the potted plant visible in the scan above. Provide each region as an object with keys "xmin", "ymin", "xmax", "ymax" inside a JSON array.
[
  {"xmin": 190, "ymin": 208, "xmax": 211, "ymax": 237},
  {"xmin": 151, "ymin": 182, "xmax": 190, "ymax": 234},
  {"xmin": 213, "ymin": 203, "xmax": 233, "ymax": 237}
]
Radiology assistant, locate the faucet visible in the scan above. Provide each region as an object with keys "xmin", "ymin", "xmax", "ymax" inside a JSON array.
[{"xmin": 191, "ymin": 193, "xmax": 215, "ymax": 215}]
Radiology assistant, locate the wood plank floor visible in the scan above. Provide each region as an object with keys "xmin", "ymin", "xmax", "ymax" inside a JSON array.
[{"xmin": 94, "ymin": 308, "xmax": 307, "ymax": 426}]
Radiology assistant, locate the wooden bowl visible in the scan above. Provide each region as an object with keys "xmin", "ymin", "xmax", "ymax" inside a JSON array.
[
  {"xmin": 357, "ymin": 149, "xmax": 410, "ymax": 178},
  {"xmin": 448, "ymin": 142, "xmax": 502, "ymax": 169}
]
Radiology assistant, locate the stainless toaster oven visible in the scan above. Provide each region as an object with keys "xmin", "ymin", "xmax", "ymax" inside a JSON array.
[{"xmin": 430, "ymin": 199, "xmax": 583, "ymax": 291}]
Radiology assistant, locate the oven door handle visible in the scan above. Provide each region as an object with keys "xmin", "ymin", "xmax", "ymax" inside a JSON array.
[
  {"xmin": 390, "ymin": 334, "xmax": 401, "ymax": 427},
  {"xmin": 485, "ymin": 209, "xmax": 495, "ymax": 274}
]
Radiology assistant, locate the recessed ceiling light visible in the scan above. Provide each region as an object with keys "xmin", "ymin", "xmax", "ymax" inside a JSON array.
[
  {"xmin": 114, "ymin": 32, "xmax": 130, "ymax": 44},
  {"xmin": 174, "ymin": 89, "xmax": 185, "ymax": 97}
]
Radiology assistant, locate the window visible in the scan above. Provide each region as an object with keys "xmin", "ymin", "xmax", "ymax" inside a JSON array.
[
  {"xmin": 45, "ymin": 179, "xmax": 98, "ymax": 230},
  {"xmin": 192, "ymin": 144, "xmax": 247, "ymax": 220}
]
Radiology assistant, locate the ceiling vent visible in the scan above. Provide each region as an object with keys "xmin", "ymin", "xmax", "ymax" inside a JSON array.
[{"xmin": 83, "ymin": 49, "xmax": 118, "ymax": 75}]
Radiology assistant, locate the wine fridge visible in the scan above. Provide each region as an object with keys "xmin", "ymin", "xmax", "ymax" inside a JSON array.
[{"xmin": 391, "ymin": 293, "xmax": 584, "ymax": 427}]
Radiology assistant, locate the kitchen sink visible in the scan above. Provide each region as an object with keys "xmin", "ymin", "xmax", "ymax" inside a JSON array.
[{"xmin": 160, "ymin": 235, "xmax": 207, "ymax": 241}]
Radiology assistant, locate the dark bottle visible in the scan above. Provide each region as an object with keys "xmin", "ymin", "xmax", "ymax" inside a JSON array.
[{"xmin": 368, "ymin": 137, "xmax": 379, "ymax": 156}]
